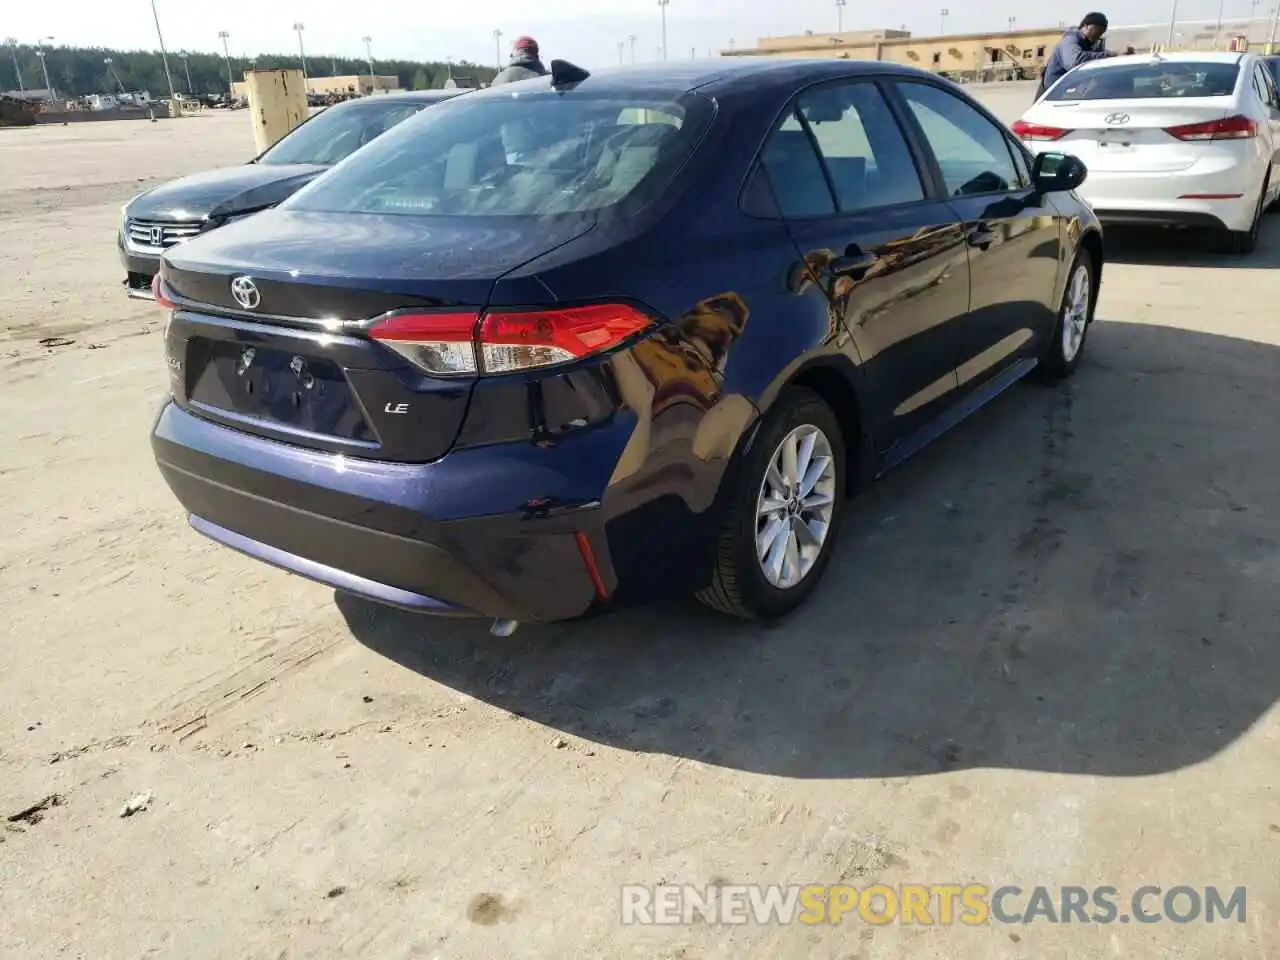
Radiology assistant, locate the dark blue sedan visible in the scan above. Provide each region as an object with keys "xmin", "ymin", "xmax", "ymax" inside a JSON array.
[{"xmin": 150, "ymin": 58, "xmax": 1102, "ymax": 631}]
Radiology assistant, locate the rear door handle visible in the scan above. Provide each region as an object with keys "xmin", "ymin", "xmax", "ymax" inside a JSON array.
[
  {"xmin": 830, "ymin": 250, "xmax": 880, "ymax": 278},
  {"xmin": 967, "ymin": 223, "xmax": 996, "ymax": 250}
]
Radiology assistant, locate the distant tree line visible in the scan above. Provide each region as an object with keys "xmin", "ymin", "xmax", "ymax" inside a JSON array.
[{"xmin": 2, "ymin": 43, "xmax": 497, "ymax": 97}]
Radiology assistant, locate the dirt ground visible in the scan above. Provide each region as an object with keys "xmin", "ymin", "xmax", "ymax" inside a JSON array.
[{"xmin": 2, "ymin": 87, "xmax": 1279, "ymax": 959}]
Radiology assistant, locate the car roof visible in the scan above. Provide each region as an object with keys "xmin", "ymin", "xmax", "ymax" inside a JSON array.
[{"xmin": 462, "ymin": 57, "xmax": 942, "ymax": 99}]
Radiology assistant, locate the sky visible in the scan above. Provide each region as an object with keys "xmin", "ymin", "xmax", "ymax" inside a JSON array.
[{"xmin": 4, "ymin": 0, "xmax": 1262, "ymax": 70}]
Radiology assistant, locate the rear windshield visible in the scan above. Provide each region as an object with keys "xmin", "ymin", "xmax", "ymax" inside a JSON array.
[
  {"xmin": 283, "ymin": 90, "xmax": 713, "ymax": 217},
  {"xmin": 258, "ymin": 100, "xmax": 429, "ymax": 166},
  {"xmin": 1047, "ymin": 61, "xmax": 1241, "ymax": 101}
]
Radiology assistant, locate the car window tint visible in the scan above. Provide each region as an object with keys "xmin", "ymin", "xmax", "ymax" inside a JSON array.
[
  {"xmin": 286, "ymin": 92, "xmax": 713, "ymax": 217},
  {"xmin": 1047, "ymin": 62, "xmax": 1240, "ymax": 101},
  {"xmin": 898, "ymin": 83, "xmax": 1020, "ymax": 197},
  {"xmin": 796, "ymin": 82, "xmax": 924, "ymax": 212},
  {"xmin": 758, "ymin": 110, "xmax": 837, "ymax": 217},
  {"xmin": 258, "ymin": 102, "xmax": 425, "ymax": 166}
]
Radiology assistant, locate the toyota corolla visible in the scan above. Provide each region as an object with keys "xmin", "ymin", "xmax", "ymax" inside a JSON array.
[{"xmin": 151, "ymin": 59, "xmax": 1102, "ymax": 633}]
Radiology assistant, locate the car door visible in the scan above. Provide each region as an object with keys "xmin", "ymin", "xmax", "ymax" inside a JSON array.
[
  {"xmin": 752, "ymin": 78, "xmax": 972, "ymax": 449},
  {"xmin": 888, "ymin": 79, "xmax": 1063, "ymax": 392},
  {"xmin": 1249, "ymin": 60, "xmax": 1280, "ymax": 205}
]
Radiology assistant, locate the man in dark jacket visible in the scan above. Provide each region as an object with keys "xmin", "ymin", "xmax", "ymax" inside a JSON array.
[
  {"xmin": 1035, "ymin": 13, "xmax": 1135, "ymax": 99},
  {"xmin": 491, "ymin": 36, "xmax": 548, "ymax": 86}
]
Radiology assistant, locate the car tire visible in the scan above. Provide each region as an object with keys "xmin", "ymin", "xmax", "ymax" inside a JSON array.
[
  {"xmin": 1035, "ymin": 250, "xmax": 1095, "ymax": 383},
  {"xmin": 1222, "ymin": 178, "xmax": 1265, "ymax": 254},
  {"xmin": 696, "ymin": 387, "xmax": 846, "ymax": 621}
]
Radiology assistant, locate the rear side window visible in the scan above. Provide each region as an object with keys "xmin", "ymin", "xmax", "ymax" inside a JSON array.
[
  {"xmin": 284, "ymin": 92, "xmax": 713, "ymax": 217},
  {"xmin": 757, "ymin": 112, "xmax": 837, "ymax": 217},
  {"xmin": 1046, "ymin": 62, "xmax": 1241, "ymax": 101},
  {"xmin": 752, "ymin": 81, "xmax": 924, "ymax": 218},
  {"xmin": 797, "ymin": 83, "xmax": 924, "ymax": 211}
]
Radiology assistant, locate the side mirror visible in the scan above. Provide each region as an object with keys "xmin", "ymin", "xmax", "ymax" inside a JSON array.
[{"xmin": 1031, "ymin": 151, "xmax": 1088, "ymax": 193}]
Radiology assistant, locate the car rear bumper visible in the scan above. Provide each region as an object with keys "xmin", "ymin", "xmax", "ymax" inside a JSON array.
[
  {"xmin": 1078, "ymin": 168, "xmax": 1259, "ymax": 232},
  {"xmin": 151, "ymin": 401, "xmax": 625, "ymax": 622}
]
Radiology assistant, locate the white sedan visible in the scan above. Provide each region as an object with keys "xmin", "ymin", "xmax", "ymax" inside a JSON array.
[{"xmin": 1013, "ymin": 51, "xmax": 1280, "ymax": 254}]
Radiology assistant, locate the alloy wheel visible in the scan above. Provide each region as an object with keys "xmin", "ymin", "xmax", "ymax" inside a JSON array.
[
  {"xmin": 1061, "ymin": 262, "xmax": 1090, "ymax": 363},
  {"xmin": 755, "ymin": 424, "xmax": 838, "ymax": 590}
]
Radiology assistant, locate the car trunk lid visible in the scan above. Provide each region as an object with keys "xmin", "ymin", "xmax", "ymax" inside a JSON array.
[
  {"xmin": 160, "ymin": 210, "xmax": 593, "ymax": 463},
  {"xmin": 1029, "ymin": 98, "xmax": 1235, "ymax": 173}
]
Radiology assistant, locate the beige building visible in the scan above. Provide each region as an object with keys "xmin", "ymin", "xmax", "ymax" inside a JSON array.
[
  {"xmin": 723, "ymin": 26, "xmax": 1073, "ymax": 82},
  {"xmin": 231, "ymin": 74, "xmax": 401, "ymax": 100}
]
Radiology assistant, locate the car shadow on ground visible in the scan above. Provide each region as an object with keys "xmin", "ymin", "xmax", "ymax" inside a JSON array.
[
  {"xmin": 340, "ymin": 319, "xmax": 1280, "ymax": 781},
  {"xmin": 1103, "ymin": 215, "xmax": 1280, "ymax": 267}
]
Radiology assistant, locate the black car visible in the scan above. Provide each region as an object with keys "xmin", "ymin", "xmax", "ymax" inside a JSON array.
[
  {"xmin": 118, "ymin": 90, "xmax": 461, "ymax": 299},
  {"xmin": 1262, "ymin": 54, "xmax": 1280, "ymax": 91},
  {"xmin": 151, "ymin": 59, "xmax": 1100, "ymax": 632}
]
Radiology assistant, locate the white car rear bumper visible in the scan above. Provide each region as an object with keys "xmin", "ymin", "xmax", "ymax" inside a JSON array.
[{"xmin": 1070, "ymin": 160, "xmax": 1260, "ymax": 232}]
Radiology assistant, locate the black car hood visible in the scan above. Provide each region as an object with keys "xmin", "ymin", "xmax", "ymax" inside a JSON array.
[{"xmin": 125, "ymin": 163, "xmax": 326, "ymax": 221}]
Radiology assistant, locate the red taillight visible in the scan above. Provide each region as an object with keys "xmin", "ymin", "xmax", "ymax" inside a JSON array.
[
  {"xmin": 1165, "ymin": 114, "xmax": 1257, "ymax": 140},
  {"xmin": 1011, "ymin": 119, "xmax": 1067, "ymax": 141},
  {"xmin": 368, "ymin": 303, "xmax": 654, "ymax": 376},
  {"xmin": 152, "ymin": 272, "xmax": 176, "ymax": 308},
  {"xmin": 368, "ymin": 311, "xmax": 481, "ymax": 375}
]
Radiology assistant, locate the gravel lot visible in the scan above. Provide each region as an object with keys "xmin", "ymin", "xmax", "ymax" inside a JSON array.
[{"xmin": 2, "ymin": 85, "xmax": 1278, "ymax": 958}]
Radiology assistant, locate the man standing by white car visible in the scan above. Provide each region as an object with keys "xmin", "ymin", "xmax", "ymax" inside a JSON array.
[{"xmin": 1035, "ymin": 13, "xmax": 1135, "ymax": 99}]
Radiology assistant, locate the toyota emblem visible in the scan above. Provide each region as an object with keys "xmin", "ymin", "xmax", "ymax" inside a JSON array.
[
  {"xmin": 1104, "ymin": 112, "xmax": 1130, "ymax": 125},
  {"xmin": 230, "ymin": 275, "xmax": 261, "ymax": 310}
]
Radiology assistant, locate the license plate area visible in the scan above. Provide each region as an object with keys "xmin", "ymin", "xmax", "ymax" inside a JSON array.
[
  {"xmin": 1097, "ymin": 130, "xmax": 1135, "ymax": 149},
  {"xmin": 187, "ymin": 339, "xmax": 376, "ymax": 443}
]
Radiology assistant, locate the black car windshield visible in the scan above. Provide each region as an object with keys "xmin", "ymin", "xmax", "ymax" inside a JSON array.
[
  {"xmin": 282, "ymin": 89, "xmax": 713, "ymax": 217},
  {"xmin": 257, "ymin": 99, "xmax": 430, "ymax": 166},
  {"xmin": 1047, "ymin": 61, "xmax": 1240, "ymax": 100}
]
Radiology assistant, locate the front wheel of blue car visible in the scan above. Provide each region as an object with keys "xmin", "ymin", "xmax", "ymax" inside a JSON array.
[{"xmin": 697, "ymin": 387, "xmax": 846, "ymax": 620}]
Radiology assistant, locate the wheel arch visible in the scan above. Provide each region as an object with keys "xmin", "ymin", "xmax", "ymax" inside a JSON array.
[
  {"xmin": 753, "ymin": 353, "xmax": 870, "ymax": 496},
  {"xmin": 1078, "ymin": 227, "xmax": 1103, "ymax": 316}
]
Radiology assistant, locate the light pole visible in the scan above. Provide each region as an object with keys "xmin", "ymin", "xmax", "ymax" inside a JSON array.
[
  {"xmin": 1269, "ymin": 0, "xmax": 1280, "ymax": 53},
  {"xmin": 658, "ymin": 0, "xmax": 670, "ymax": 61},
  {"xmin": 218, "ymin": 31, "xmax": 232, "ymax": 95},
  {"xmin": 180, "ymin": 51, "xmax": 192, "ymax": 92},
  {"xmin": 1008, "ymin": 16, "xmax": 1016, "ymax": 32},
  {"xmin": 617, "ymin": 40, "xmax": 625, "ymax": 64},
  {"xmin": 940, "ymin": 8, "xmax": 950, "ymax": 35},
  {"xmin": 493, "ymin": 29, "xmax": 503, "ymax": 69},
  {"xmin": 629, "ymin": 34, "xmax": 637, "ymax": 64},
  {"xmin": 1213, "ymin": 0, "xmax": 1226, "ymax": 48},
  {"xmin": 4, "ymin": 38, "xmax": 22, "ymax": 91},
  {"xmin": 149, "ymin": 1, "xmax": 178, "ymax": 105},
  {"xmin": 1166, "ymin": 0, "xmax": 1179, "ymax": 48},
  {"xmin": 293, "ymin": 22, "xmax": 308, "ymax": 84},
  {"xmin": 362, "ymin": 36, "xmax": 375, "ymax": 90},
  {"xmin": 104, "ymin": 57, "xmax": 125, "ymax": 93},
  {"xmin": 36, "ymin": 37, "xmax": 53, "ymax": 96},
  {"xmin": 836, "ymin": 0, "xmax": 847, "ymax": 33},
  {"xmin": 728, "ymin": 38, "xmax": 736, "ymax": 51}
]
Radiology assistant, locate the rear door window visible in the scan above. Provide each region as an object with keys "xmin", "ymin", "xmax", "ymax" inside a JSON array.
[
  {"xmin": 796, "ymin": 82, "xmax": 926, "ymax": 211},
  {"xmin": 285, "ymin": 91, "xmax": 714, "ymax": 217},
  {"xmin": 750, "ymin": 81, "xmax": 925, "ymax": 218}
]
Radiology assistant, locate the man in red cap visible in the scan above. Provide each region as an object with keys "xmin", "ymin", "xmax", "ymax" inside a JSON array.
[{"xmin": 491, "ymin": 36, "xmax": 549, "ymax": 85}]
